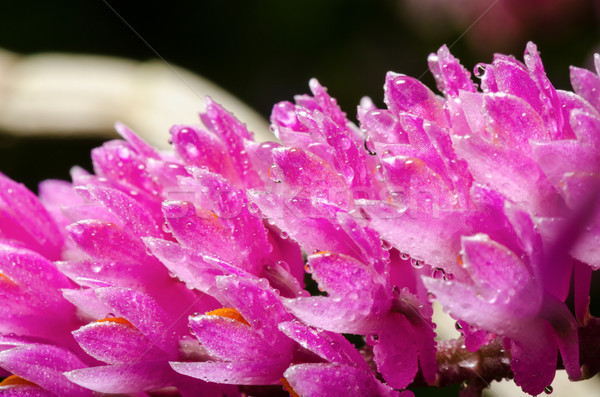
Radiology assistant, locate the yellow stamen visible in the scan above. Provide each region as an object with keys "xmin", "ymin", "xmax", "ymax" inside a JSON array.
[
  {"xmin": 94, "ymin": 317, "xmax": 134, "ymax": 326},
  {"xmin": 280, "ymin": 377, "xmax": 301, "ymax": 397},
  {"xmin": 0, "ymin": 375, "xmax": 36, "ymax": 387},
  {"xmin": 206, "ymin": 308, "xmax": 249, "ymax": 326}
]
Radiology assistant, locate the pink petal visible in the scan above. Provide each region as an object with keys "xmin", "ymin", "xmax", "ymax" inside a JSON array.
[
  {"xmin": 271, "ymin": 147, "xmax": 350, "ymax": 208},
  {"xmin": 170, "ymin": 125, "xmax": 239, "ymax": 183},
  {"xmin": 428, "ymin": 45, "xmax": 477, "ymax": 97},
  {"xmin": 284, "ymin": 363, "xmax": 403, "ymax": 397},
  {"xmin": 215, "ymin": 276, "xmax": 292, "ymax": 349},
  {"xmin": 539, "ymin": 296, "xmax": 581, "ymax": 381},
  {"xmin": 91, "ymin": 140, "xmax": 162, "ymax": 196},
  {"xmin": 189, "ymin": 315, "xmax": 275, "ymax": 361},
  {"xmin": 278, "ymin": 320, "xmax": 369, "ymax": 370},
  {"xmin": 508, "ymin": 324, "xmax": 557, "ymax": 396},
  {"xmin": 83, "ymin": 185, "xmax": 162, "ymax": 238},
  {"xmin": 384, "ymin": 73, "xmax": 447, "ymax": 127},
  {"xmin": 283, "ymin": 296, "xmax": 379, "ymax": 334},
  {"xmin": 570, "ymin": 65, "xmax": 600, "ymax": 113},
  {"xmin": 65, "ymin": 360, "xmax": 174, "ymax": 394},
  {"xmin": 482, "ymin": 93, "xmax": 550, "ymax": 152},
  {"xmin": 94, "ymin": 287, "xmax": 178, "ymax": 355},
  {"xmin": 373, "ymin": 314, "xmax": 418, "ymax": 389},
  {"xmin": 574, "ymin": 259, "xmax": 592, "ymax": 324},
  {"xmin": 523, "ymin": 42, "xmax": 564, "ymax": 136},
  {"xmin": 114, "ymin": 122, "xmax": 160, "ymax": 159},
  {"xmin": 0, "ymin": 173, "xmax": 63, "ymax": 260},
  {"xmin": 452, "ymin": 134, "xmax": 563, "ymax": 217},
  {"xmin": 67, "ymin": 220, "xmax": 149, "ymax": 262},
  {"xmin": 0, "ymin": 344, "xmax": 90, "ymax": 396},
  {"xmin": 72, "ymin": 320, "xmax": 167, "ymax": 364},
  {"xmin": 170, "ymin": 359, "xmax": 287, "ymax": 385},
  {"xmin": 461, "ymin": 235, "xmax": 538, "ymax": 305},
  {"xmin": 199, "ymin": 98, "xmax": 262, "ymax": 188},
  {"xmin": 422, "ymin": 278, "xmax": 532, "ymax": 339}
]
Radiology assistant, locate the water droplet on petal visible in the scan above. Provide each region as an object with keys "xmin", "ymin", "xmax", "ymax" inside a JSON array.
[
  {"xmin": 544, "ymin": 386, "xmax": 553, "ymax": 394},
  {"xmin": 381, "ymin": 240, "xmax": 393, "ymax": 250},
  {"xmin": 162, "ymin": 222, "xmax": 172, "ymax": 233},
  {"xmin": 304, "ymin": 263, "xmax": 313, "ymax": 273},
  {"xmin": 280, "ymin": 231, "xmax": 288, "ymax": 240},
  {"xmin": 340, "ymin": 137, "xmax": 352, "ymax": 150},
  {"xmin": 400, "ymin": 252, "xmax": 410, "ymax": 260},
  {"xmin": 365, "ymin": 334, "xmax": 379, "ymax": 345},
  {"xmin": 364, "ymin": 137, "xmax": 376, "ymax": 156},
  {"xmin": 247, "ymin": 202, "xmax": 259, "ymax": 214},
  {"xmin": 455, "ymin": 321, "xmax": 463, "ymax": 331},
  {"xmin": 432, "ymin": 267, "xmax": 446, "ymax": 280},
  {"xmin": 410, "ymin": 257, "xmax": 424, "ymax": 269},
  {"xmin": 474, "ymin": 63, "xmax": 487, "ymax": 78}
]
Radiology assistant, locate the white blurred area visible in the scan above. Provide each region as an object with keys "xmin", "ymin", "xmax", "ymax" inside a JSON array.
[{"xmin": 0, "ymin": 49, "xmax": 271, "ymax": 149}]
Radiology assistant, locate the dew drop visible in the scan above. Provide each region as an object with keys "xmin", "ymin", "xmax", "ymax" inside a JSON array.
[
  {"xmin": 247, "ymin": 202, "xmax": 259, "ymax": 214},
  {"xmin": 381, "ymin": 240, "xmax": 393, "ymax": 250},
  {"xmin": 280, "ymin": 231, "xmax": 289, "ymax": 240},
  {"xmin": 432, "ymin": 267, "xmax": 446, "ymax": 280},
  {"xmin": 455, "ymin": 321, "xmax": 463, "ymax": 331},
  {"xmin": 162, "ymin": 222, "xmax": 172, "ymax": 233},
  {"xmin": 364, "ymin": 137, "xmax": 376, "ymax": 156},
  {"xmin": 304, "ymin": 263, "xmax": 313, "ymax": 273},
  {"xmin": 268, "ymin": 164, "xmax": 283, "ymax": 183},
  {"xmin": 340, "ymin": 137, "xmax": 352, "ymax": 150},
  {"xmin": 358, "ymin": 207, "xmax": 371, "ymax": 220},
  {"xmin": 400, "ymin": 252, "xmax": 410, "ymax": 260},
  {"xmin": 91, "ymin": 264, "xmax": 102, "ymax": 273},
  {"xmin": 107, "ymin": 313, "xmax": 115, "ymax": 318},
  {"xmin": 257, "ymin": 278, "xmax": 270, "ymax": 289},
  {"xmin": 544, "ymin": 386, "xmax": 553, "ymax": 394},
  {"xmin": 365, "ymin": 334, "xmax": 379, "ymax": 345},
  {"xmin": 410, "ymin": 257, "xmax": 424, "ymax": 269},
  {"xmin": 474, "ymin": 63, "xmax": 487, "ymax": 78},
  {"xmin": 374, "ymin": 164, "xmax": 385, "ymax": 182}
]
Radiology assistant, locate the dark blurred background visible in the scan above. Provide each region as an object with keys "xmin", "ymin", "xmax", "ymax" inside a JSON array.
[{"xmin": 1, "ymin": 0, "xmax": 599, "ymax": 188}]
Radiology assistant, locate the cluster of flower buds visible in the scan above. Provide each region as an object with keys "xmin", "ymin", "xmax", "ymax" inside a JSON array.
[{"xmin": 0, "ymin": 42, "xmax": 599, "ymax": 396}]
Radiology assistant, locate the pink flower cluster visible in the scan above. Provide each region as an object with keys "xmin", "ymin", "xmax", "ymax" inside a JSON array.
[{"xmin": 0, "ymin": 42, "xmax": 598, "ymax": 396}]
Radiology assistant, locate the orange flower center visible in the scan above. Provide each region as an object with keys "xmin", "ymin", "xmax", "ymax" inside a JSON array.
[
  {"xmin": 280, "ymin": 377, "xmax": 301, "ymax": 397},
  {"xmin": 0, "ymin": 273, "xmax": 17, "ymax": 287},
  {"xmin": 94, "ymin": 317, "xmax": 134, "ymax": 326},
  {"xmin": 205, "ymin": 308, "xmax": 249, "ymax": 326},
  {"xmin": 0, "ymin": 375, "xmax": 36, "ymax": 387}
]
